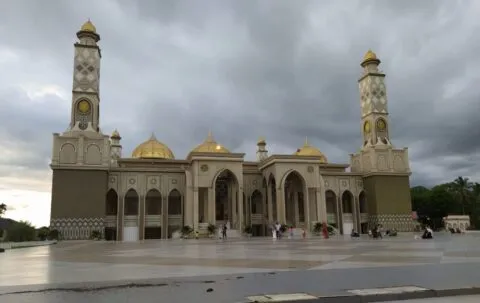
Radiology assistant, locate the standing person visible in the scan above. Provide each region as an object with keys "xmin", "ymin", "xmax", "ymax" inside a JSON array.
[
  {"xmin": 322, "ymin": 222, "xmax": 329, "ymax": 239},
  {"xmin": 275, "ymin": 222, "xmax": 281, "ymax": 239},
  {"xmin": 222, "ymin": 224, "xmax": 227, "ymax": 239}
]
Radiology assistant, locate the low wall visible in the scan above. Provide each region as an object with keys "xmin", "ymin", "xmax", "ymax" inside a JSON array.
[{"xmin": 0, "ymin": 240, "xmax": 57, "ymax": 250}]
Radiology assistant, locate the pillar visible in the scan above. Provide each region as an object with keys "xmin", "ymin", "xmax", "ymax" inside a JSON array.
[
  {"xmin": 304, "ymin": 187, "xmax": 311, "ymax": 232},
  {"xmin": 193, "ymin": 187, "xmax": 199, "ymax": 230},
  {"xmin": 316, "ymin": 188, "xmax": 327, "ymax": 223},
  {"xmin": 238, "ymin": 187, "xmax": 244, "ymax": 230},
  {"xmin": 163, "ymin": 194, "xmax": 168, "ymax": 239},
  {"xmin": 138, "ymin": 194, "xmax": 145, "ymax": 240},
  {"xmin": 293, "ymin": 191, "xmax": 299, "ymax": 227},
  {"xmin": 276, "ymin": 187, "xmax": 286, "ymax": 224},
  {"xmin": 117, "ymin": 193, "xmax": 124, "ymax": 241},
  {"xmin": 208, "ymin": 187, "xmax": 215, "ymax": 225},
  {"xmin": 184, "ymin": 170, "xmax": 193, "ymax": 228},
  {"xmin": 267, "ymin": 183, "xmax": 273, "ymax": 223}
]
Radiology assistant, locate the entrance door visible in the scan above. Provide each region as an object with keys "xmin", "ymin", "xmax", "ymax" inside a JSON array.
[
  {"xmin": 123, "ymin": 226, "xmax": 139, "ymax": 242},
  {"xmin": 343, "ymin": 222, "xmax": 353, "ymax": 236}
]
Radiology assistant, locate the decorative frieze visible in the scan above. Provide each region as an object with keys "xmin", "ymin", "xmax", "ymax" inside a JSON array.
[{"xmin": 50, "ymin": 217, "xmax": 104, "ymax": 240}]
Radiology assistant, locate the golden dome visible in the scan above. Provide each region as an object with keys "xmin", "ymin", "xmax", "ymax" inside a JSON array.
[
  {"xmin": 191, "ymin": 131, "xmax": 230, "ymax": 153},
  {"xmin": 81, "ymin": 20, "xmax": 96, "ymax": 33},
  {"xmin": 294, "ymin": 137, "xmax": 327, "ymax": 163},
  {"xmin": 363, "ymin": 49, "xmax": 377, "ymax": 61},
  {"xmin": 257, "ymin": 136, "xmax": 266, "ymax": 145},
  {"xmin": 132, "ymin": 133, "xmax": 175, "ymax": 159},
  {"xmin": 111, "ymin": 129, "xmax": 121, "ymax": 139}
]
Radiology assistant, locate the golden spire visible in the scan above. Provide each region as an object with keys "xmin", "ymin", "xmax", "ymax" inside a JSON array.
[
  {"xmin": 361, "ymin": 49, "xmax": 381, "ymax": 67},
  {"xmin": 80, "ymin": 19, "xmax": 97, "ymax": 33},
  {"xmin": 304, "ymin": 136, "xmax": 309, "ymax": 146},
  {"xmin": 206, "ymin": 130, "xmax": 215, "ymax": 142}
]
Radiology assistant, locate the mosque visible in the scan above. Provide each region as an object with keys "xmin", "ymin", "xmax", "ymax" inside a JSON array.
[{"xmin": 49, "ymin": 21, "xmax": 414, "ymax": 241}]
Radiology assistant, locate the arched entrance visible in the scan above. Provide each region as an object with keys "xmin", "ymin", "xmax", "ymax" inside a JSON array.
[
  {"xmin": 283, "ymin": 171, "xmax": 306, "ymax": 227},
  {"xmin": 250, "ymin": 190, "xmax": 264, "ymax": 236},
  {"xmin": 167, "ymin": 189, "xmax": 183, "ymax": 238},
  {"xmin": 268, "ymin": 174, "xmax": 277, "ymax": 222},
  {"xmin": 359, "ymin": 191, "xmax": 368, "ymax": 233},
  {"xmin": 215, "ymin": 170, "xmax": 239, "ymax": 229},
  {"xmin": 325, "ymin": 190, "xmax": 338, "ymax": 229},
  {"xmin": 341, "ymin": 191, "xmax": 355, "ymax": 235},
  {"xmin": 124, "ymin": 189, "xmax": 139, "ymax": 242},
  {"xmin": 105, "ymin": 189, "xmax": 118, "ymax": 240},
  {"xmin": 144, "ymin": 189, "xmax": 162, "ymax": 239}
]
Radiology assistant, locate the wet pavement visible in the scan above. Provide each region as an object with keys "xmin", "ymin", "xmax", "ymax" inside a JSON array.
[{"xmin": 1, "ymin": 233, "xmax": 480, "ymax": 302}]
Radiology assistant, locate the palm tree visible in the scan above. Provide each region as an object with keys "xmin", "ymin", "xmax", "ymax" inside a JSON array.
[
  {"xmin": 453, "ymin": 177, "xmax": 473, "ymax": 215},
  {"xmin": 0, "ymin": 203, "xmax": 6, "ymax": 217}
]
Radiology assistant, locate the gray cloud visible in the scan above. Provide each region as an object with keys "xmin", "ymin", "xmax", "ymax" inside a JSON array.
[{"xmin": 0, "ymin": 0, "xmax": 479, "ymax": 192}]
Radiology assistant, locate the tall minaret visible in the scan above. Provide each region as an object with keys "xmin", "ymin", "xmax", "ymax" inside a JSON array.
[
  {"xmin": 358, "ymin": 50, "xmax": 391, "ymax": 148},
  {"xmin": 69, "ymin": 20, "xmax": 102, "ymax": 133},
  {"xmin": 256, "ymin": 137, "xmax": 268, "ymax": 161},
  {"xmin": 110, "ymin": 129, "xmax": 122, "ymax": 165}
]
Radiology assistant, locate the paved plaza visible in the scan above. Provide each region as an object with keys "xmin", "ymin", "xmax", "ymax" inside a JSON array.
[{"xmin": 1, "ymin": 233, "xmax": 480, "ymax": 302}]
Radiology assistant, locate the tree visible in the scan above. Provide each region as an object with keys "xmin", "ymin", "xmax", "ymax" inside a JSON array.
[
  {"xmin": 0, "ymin": 203, "xmax": 6, "ymax": 217},
  {"xmin": 6, "ymin": 221, "xmax": 36, "ymax": 242},
  {"xmin": 452, "ymin": 176, "xmax": 473, "ymax": 215}
]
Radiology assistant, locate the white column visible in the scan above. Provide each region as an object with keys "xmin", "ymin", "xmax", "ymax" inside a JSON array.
[
  {"xmin": 208, "ymin": 187, "xmax": 215, "ymax": 225},
  {"xmin": 267, "ymin": 185, "xmax": 273, "ymax": 223},
  {"xmin": 293, "ymin": 191, "xmax": 299, "ymax": 226},
  {"xmin": 238, "ymin": 186, "xmax": 244, "ymax": 230},
  {"xmin": 304, "ymin": 187, "xmax": 311, "ymax": 232},
  {"xmin": 276, "ymin": 187, "xmax": 286, "ymax": 224},
  {"xmin": 316, "ymin": 188, "xmax": 327, "ymax": 223},
  {"xmin": 193, "ymin": 187, "xmax": 199, "ymax": 230}
]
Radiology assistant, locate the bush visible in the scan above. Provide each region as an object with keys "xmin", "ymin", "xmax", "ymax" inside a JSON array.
[
  {"xmin": 313, "ymin": 222, "xmax": 322, "ymax": 233},
  {"xmin": 37, "ymin": 227, "xmax": 50, "ymax": 241},
  {"xmin": 6, "ymin": 221, "xmax": 36, "ymax": 242},
  {"xmin": 48, "ymin": 229, "xmax": 60, "ymax": 240},
  {"xmin": 181, "ymin": 225, "xmax": 193, "ymax": 237},
  {"xmin": 90, "ymin": 230, "xmax": 102, "ymax": 240},
  {"xmin": 207, "ymin": 223, "xmax": 217, "ymax": 235},
  {"xmin": 280, "ymin": 224, "xmax": 288, "ymax": 233}
]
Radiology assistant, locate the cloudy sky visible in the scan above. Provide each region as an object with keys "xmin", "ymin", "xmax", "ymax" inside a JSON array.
[{"xmin": 1, "ymin": 0, "xmax": 479, "ymax": 227}]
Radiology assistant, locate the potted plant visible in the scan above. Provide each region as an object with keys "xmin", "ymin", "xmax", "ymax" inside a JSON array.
[
  {"xmin": 244, "ymin": 226, "xmax": 253, "ymax": 237},
  {"xmin": 207, "ymin": 223, "xmax": 217, "ymax": 237},
  {"xmin": 313, "ymin": 222, "xmax": 322, "ymax": 235},
  {"xmin": 89, "ymin": 230, "xmax": 101, "ymax": 240},
  {"xmin": 180, "ymin": 225, "xmax": 193, "ymax": 239},
  {"xmin": 280, "ymin": 224, "xmax": 288, "ymax": 234}
]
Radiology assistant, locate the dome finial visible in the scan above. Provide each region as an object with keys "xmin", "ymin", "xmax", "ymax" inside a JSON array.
[
  {"xmin": 257, "ymin": 136, "xmax": 266, "ymax": 145},
  {"xmin": 361, "ymin": 49, "xmax": 381, "ymax": 67},
  {"xmin": 304, "ymin": 136, "xmax": 309, "ymax": 146},
  {"xmin": 206, "ymin": 130, "xmax": 215, "ymax": 142},
  {"xmin": 80, "ymin": 19, "xmax": 97, "ymax": 33},
  {"xmin": 150, "ymin": 132, "xmax": 157, "ymax": 140}
]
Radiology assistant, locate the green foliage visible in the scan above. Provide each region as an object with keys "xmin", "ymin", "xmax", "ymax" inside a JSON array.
[
  {"xmin": 207, "ymin": 223, "xmax": 217, "ymax": 235},
  {"xmin": 313, "ymin": 222, "xmax": 322, "ymax": 233},
  {"xmin": 0, "ymin": 203, "xmax": 6, "ymax": 217},
  {"xmin": 181, "ymin": 225, "xmax": 193, "ymax": 237},
  {"xmin": 411, "ymin": 176, "xmax": 480, "ymax": 229},
  {"xmin": 5, "ymin": 221, "xmax": 36, "ymax": 242},
  {"xmin": 37, "ymin": 226, "xmax": 50, "ymax": 241},
  {"xmin": 48, "ymin": 229, "xmax": 60, "ymax": 240},
  {"xmin": 89, "ymin": 230, "xmax": 102, "ymax": 240}
]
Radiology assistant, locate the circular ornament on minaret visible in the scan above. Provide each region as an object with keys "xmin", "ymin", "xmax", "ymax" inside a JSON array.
[
  {"xmin": 77, "ymin": 100, "xmax": 91, "ymax": 113},
  {"xmin": 376, "ymin": 119, "xmax": 386, "ymax": 131},
  {"xmin": 363, "ymin": 121, "xmax": 371, "ymax": 134},
  {"xmin": 200, "ymin": 164, "xmax": 209, "ymax": 172}
]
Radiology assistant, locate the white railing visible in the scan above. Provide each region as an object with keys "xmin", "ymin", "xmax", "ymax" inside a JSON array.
[
  {"xmin": 327, "ymin": 213, "xmax": 337, "ymax": 223},
  {"xmin": 343, "ymin": 213, "xmax": 353, "ymax": 223},
  {"xmin": 360, "ymin": 213, "xmax": 368, "ymax": 223},
  {"xmin": 251, "ymin": 214, "xmax": 264, "ymax": 224}
]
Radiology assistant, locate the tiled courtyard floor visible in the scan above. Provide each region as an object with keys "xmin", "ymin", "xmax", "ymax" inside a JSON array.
[{"xmin": 1, "ymin": 233, "xmax": 480, "ymax": 302}]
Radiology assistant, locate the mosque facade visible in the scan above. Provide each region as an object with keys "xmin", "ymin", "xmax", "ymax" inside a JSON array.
[{"xmin": 49, "ymin": 21, "xmax": 414, "ymax": 241}]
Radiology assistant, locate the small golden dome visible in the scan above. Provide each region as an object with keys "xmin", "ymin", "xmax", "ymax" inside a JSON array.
[
  {"xmin": 111, "ymin": 129, "xmax": 121, "ymax": 139},
  {"xmin": 257, "ymin": 136, "xmax": 266, "ymax": 145},
  {"xmin": 363, "ymin": 49, "xmax": 377, "ymax": 61},
  {"xmin": 191, "ymin": 131, "xmax": 230, "ymax": 153},
  {"xmin": 81, "ymin": 20, "xmax": 96, "ymax": 33},
  {"xmin": 293, "ymin": 137, "xmax": 327, "ymax": 163},
  {"xmin": 132, "ymin": 133, "xmax": 175, "ymax": 159}
]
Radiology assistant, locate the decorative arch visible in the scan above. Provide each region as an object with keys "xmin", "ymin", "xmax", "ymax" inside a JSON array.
[
  {"xmin": 341, "ymin": 190, "xmax": 354, "ymax": 213},
  {"xmin": 267, "ymin": 173, "xmax": 275, "ymax": 187},
  {"xmin": 212, "ymin": 168, "xmax": 239, "ymax": 188},
  {"xmin": 105, "ymin": 189, "xmax": 118, "ymax": 215},
  {"xmin": 124, "ymin": 188, "xmax": 139, "ymax": 215},
  {"xmin": 251, "ymin": 190, "xmax": 263, "ymax": 214},
  {"xmin": 145, "ymin": 189, "xmax": 162, "ymax": 215},
  {"xmin": 59, "ymin": 143, "xmax": 77, "ymax": 164},
  {"xmin": 168, "ymin": 189, "xmax": 182, "ymax": 215},
  {"xmin": 280, "ymin": 169, "xmax": 307, "ymax": 190},
  {"xmin": 359, "ymin": 191, "xmax": 367, "ymax": 213},
  {"xmin": 325, "ymin": 190, "xmax": 337, "ymax": 214},
  {"xmin": 85, "ymin": 143, "xmax": 101, "ymax": 165}
]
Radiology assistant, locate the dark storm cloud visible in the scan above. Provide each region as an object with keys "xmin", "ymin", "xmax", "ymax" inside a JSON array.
[{"xmin": 0, "ymin": 0, "xmax": 479, "ymax": 190}]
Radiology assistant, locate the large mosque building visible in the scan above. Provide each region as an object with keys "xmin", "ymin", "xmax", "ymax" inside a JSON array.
[{"xmin": 49, "ymin": 21, "xmax": 413, "ymax": 241}]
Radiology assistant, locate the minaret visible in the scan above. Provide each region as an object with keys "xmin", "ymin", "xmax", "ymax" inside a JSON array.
[
  {"xmin": 110, "ymin": 129, "xmax": 122, "ymax": 165},
  {"xmin": 256, "ymin": 137, "xmax": 268, "ymax": 161},
  {"xmin": 350, "ymin": 50, "xmax": 412, "ymax": 233},
  {"xmin": 68, "ymin": 20, "xmax": 102, "ymax": 133},
  {"xmin": 358, "ymin": 50, "xmax": 391, "ymax": 148}
]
